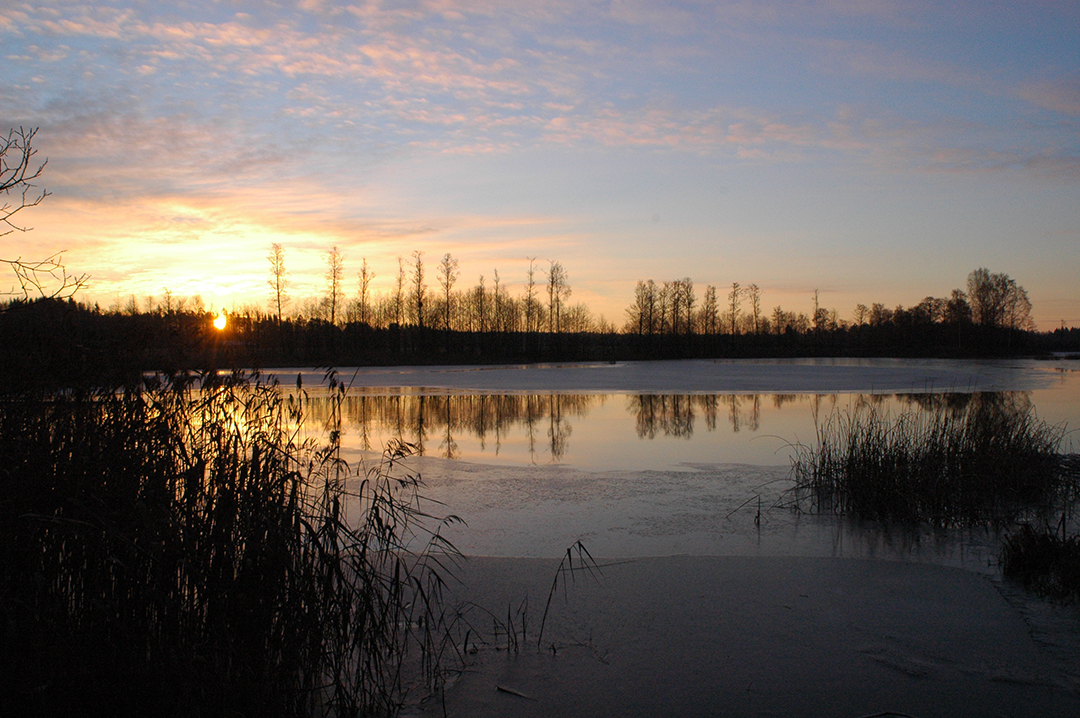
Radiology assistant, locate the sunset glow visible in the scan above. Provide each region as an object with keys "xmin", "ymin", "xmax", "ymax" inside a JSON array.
[
  {"xmin": 213, "ymin": 313, "xmax": 227, "ymax": 332},
  {"xmin": 3, "ymin": 1, "xmax": 1078, "ymax": 328}
]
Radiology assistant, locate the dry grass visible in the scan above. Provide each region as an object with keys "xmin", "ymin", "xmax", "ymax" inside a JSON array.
[
  {"xmin": 791, "ymin": 395, "xmax": 1069, "ymax": 527},
  {"xmin": 0, "ymin": 371, "xmax": 460, "ymax": 717}
]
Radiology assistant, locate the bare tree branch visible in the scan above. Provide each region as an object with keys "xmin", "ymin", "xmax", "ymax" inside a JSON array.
[
  {"xmin": 2, "ymin": 251, "xmax": 89, "ymax": 300},
  {"xmin": 1, "ymin": 127, "xmax": 49, "ymax": 237},
  {"xmin": 1, "ymin": 127, "xmax": 90, "ymax": 301}
]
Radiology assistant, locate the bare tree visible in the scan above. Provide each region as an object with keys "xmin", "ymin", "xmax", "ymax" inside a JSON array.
[
  {"xmin": 728, "ymin": 282, "xmax": 741, "ymax": 335},
  {"xmin": 681, "ymin": 278, "xmax": 695, "ymax": 335},
  {"xmin": 1, "ymin": 127, "xmax": 48, "ymax": 238},
  {"xmin": 524, "ymin": 257, "xmax": 539, "ymax": 333},
  {"xmin": 627, "ymin": 280, "xmax": 650, "ymax": 334},
  {"xmin": 869, "ymin": 302, "xmax": 892, "ymax": 325},
  {"xmin": 967, "ymin": 268, "xmax": 1033, "ymax": 331},
  {"xmin": 394, "ymin": 256, "xmax": 406, "ymax": 325},
  {"xmin": 326, "ymin": 246, "xmax": 345, "ymax": 325},
  {"xmin": 771, "ymin": 305, "xmax": 784, "ymax": 334},
  {"xmin": 546, "ymin": 260, "xmax": 570, "ymax": 333},
  {"xmin": 473, "ymin": 275, "xmax": 487, "ymax": 332},
  {"xmin": 267, "ymin": 243, "xmax": 289, "ymax": 323},
  {"xmin": 492, "ymin": 269, "xmax": 504, "ymax": 333},
  {"xmin": 700, "ymin": 285, "xmax": 719, "ymax": 335},
  {"xmin": 943, "ymin": 289, "xmax": 972, "ymax": 325},
  {"xmin": 438, "ymin": 252, "xmax": 459, "ymax": 331},
  {"xmin": 746, "ymin": 283, "xmax": 762, "ymax": 333},
  {"xmin": 357, "ymin": 258, "xmax": 375, "ymax": 325},
  {"xmin": 657, "ymin": 282, "xmax": 672, "ymax": 334},
  {"xmin": 411, "ymin": 250, "xmax": 426, "ymax": 328},
  {"xmin": 645, "ymin": 280, "xmax": 659, "ymax": 334},
  {"xmin": 913, "ymin": 296, "xmax": 945, "ymax": 324},
  {"xmin": 1, "ymin": 127, "xmax": 87, "ymax": 299}
]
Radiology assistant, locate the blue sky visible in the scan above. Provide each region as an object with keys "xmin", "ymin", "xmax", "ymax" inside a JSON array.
[{"xmin": 3, "ymin": 0, "xmax": 1078, "ymax": 328}]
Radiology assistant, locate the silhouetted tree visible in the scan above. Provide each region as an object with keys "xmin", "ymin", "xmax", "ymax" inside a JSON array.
[
  {"xmin": 728, "ymin": 282, "xmax": 741, "ymax": 335},
  {"xmin": 812, "ymin": 289, "xmax": 828, "ymax": 332},
  {"xmin": 472, "ymin": 275, "xmax": 487, "ymax": 332},
  {"xmin": 869, "ymin": 302, "xmax": 892, "ymax": 326},
  {"xmin": 679, "ymin": 278, "xmax": 695, "ymax": 335},
  {"xmin": 438, "ymin": 252, "xmax": 459, "ymax": 331},
  {"xmin": 357, "ymin": 258, "xmax": 375, "ymax": 325},
  {"xmin": 267, "ymin": 243, "xmax": 289, "ymax": 324},
  {"xmin": 701, "ymin": 285, "xmax": 719, "ymax": 335},
  {"xmin": 393, "ymin": 256, "xmax": 406, "ymax": 325},
  {"xmin": 524, "ymin": 257, "xmax": 540, "ymax": 334},
  {"xmin": 1, "ymin": 127, "xmax": 48, "ymax": 239},
  {"xmin": 411, "ymin": 250, "xmax": 426, "ymax": 328},
  {"xmin": 325, "ymin": 246, "xmax": 344, "ymax": 325},
  {"xmin": 546, "ymin": 260, "xmax": 570, "ymax": 333},
  {"xmin": 967, "ymin": 268, "xmax": 1033, "ymax": 331},
  {"xmin": 746, "ymin": 283, "xmax": 762, "ymax": 333},
  {"xmin": 944, "ymin": 289, "xmax": 972, "ymax": 325},
  {"xmin": 627, "ymin": 280, "xmax": 649, "ymax": 334},
  {"xmin": 913, "ymin": 296, "xmax": 945, "ymax": 325}
]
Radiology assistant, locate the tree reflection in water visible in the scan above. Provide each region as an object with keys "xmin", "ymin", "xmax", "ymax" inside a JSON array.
[{"xmin": 290, "ymin": 390, "xmax": 1031, "ymax": 463}]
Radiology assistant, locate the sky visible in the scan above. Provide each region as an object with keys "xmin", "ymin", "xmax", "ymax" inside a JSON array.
[{"xmin": 2, "ymin": 0, "xmax": 1078, "ymax": 329}]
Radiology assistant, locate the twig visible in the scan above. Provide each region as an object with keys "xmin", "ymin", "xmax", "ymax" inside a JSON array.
[{"xmin": 496, "ymin": 685, "xmax": 536, "ymax": 700}]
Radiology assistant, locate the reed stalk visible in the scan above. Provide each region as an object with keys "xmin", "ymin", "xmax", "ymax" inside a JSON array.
[
  {"xmin": 791, "ymin": 395, "xmax": 1070, "ymax": 527},
  {"xmin": 0, "ymin": 372, "xmax": 459, "ymax": 717}
]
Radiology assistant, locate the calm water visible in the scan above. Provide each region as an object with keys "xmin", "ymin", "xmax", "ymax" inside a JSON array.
[{"xmin": 286, "ymin": 359, "xmax": 1080, "ymax": 471}]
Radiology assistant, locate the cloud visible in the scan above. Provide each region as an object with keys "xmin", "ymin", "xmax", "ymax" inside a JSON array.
[{"xmin": 1017, "ymin": 77, "xmax": 1080, "ymax": 116}]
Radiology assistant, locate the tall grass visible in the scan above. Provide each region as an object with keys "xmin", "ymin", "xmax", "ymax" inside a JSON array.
[
  {"xmin": 0, "ymin": 372, "xmax": 460, "ymax": 717},
  {"xmin": 1000, "ymin": 454, "xmax": 1080, "ymax": 601},
  {"xmin": 791, "ymin": 395, "xmax": 1071, "ymax": 527}
]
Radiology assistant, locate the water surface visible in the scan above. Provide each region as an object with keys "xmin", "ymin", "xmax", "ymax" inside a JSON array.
[
  {"xmin": 271, "ymin": 359, "xmax": 1080, "ymax": 563},
  {"xmin": 281, "ymin": 358, "xmax": 1080, "ymax": 471}
]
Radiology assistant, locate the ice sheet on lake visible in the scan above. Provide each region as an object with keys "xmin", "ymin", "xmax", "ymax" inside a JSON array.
[{"xmin": 273, "ymin": 357, "xmax": 1063, "ymax": 395}]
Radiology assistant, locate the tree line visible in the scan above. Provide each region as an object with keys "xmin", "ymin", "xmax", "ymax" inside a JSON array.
[
  {"xmin": 263, "ymin": 243, "xmax": 1035, "ymax": 342},
  {"xmin": 265, "ymin": 244, "xmax": 606, "ymax": 335},
  {"xmin": 624, "ymin": 268, "xmax": 1034, "ymax": 339},
  {"xmin": 2, "ymin": 258, "xmax": 1070, "ymax": 394}
]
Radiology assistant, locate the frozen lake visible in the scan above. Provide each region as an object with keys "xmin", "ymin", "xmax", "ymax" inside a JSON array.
[
  {"xmin": 263, "ymin": 358, "xmax": 1080, "ymax": 563},
  {"xmin": 285, "ymin": 358, "xmax": 1080, "ymax": 669},
  {"xmin": 275, "ymin": 357, "xmax": 1080, "ymax": 471}
]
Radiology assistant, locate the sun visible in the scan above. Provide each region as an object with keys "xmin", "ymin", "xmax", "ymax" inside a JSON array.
[{"xmin": 213, "ymin": 312, "xmax": 227, "ymax": 331}]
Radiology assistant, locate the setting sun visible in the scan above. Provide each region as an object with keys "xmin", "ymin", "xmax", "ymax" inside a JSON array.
[{"xmin": 213, "ymin": 312, "xmax": 227, "ymax": 331}]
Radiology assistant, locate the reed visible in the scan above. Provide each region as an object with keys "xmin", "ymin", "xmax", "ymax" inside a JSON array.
[
  {"xmin": 0, "ymin": 372, "xmax": 459, "ymax": 717},
  {"xmin": 791, "ymin": 395, "xmax": 1070, "ymax": 527},
  {"xmin": 1000, "ymin": 454, "xmax": 1080, "ymax": 601},
  {"xmin": 1001, "ymin": 525, "xmax": 1080, "ymax": 601}
]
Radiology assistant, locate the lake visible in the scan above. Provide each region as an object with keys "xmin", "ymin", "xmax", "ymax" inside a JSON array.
[{"xmin": 268, "ymin": 358, "xmax": 1080, "ymax": 566}]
